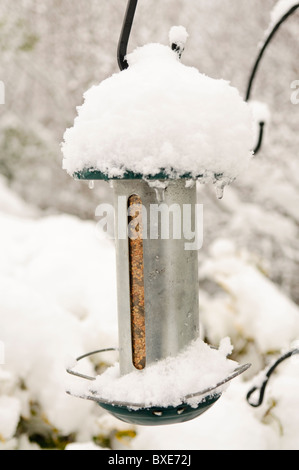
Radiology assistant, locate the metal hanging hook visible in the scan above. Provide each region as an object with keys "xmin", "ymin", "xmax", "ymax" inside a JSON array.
[
  {"xmin": 246, "ymin": 3, "xmax": 299, "ymax": 102},
  {"xmin": 246, "ymin": 3, "xmax": 299, "ymax": 155},
  {"xmin": 247, "ymin": 348, "xmax": 299, "ymax": 407},
  {"xmin": 117, "ymin": 0, "xmax": 138, "ymax": 71},
  {"xmin": 117, "ymin": 0, "xmax": 187, "ymax": 71}
]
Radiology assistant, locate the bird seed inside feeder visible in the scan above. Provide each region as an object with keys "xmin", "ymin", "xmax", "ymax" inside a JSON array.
[{"xmin": 128, "ymin": 194, "xmax": 146, "ymax": 370}]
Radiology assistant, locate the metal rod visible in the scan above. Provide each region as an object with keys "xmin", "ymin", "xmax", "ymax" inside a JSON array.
[
  {"xmin": 245, "ymin": 4, "xmax": 299, "ymax": 155},
  {"xmin": 66, "ymin": 348, "xmax": 119, "ymax": 381},
  {"xmin": 247, "ymin": 349, "xmax": 299, "ymax": 407},
  {"xmin": 253, "ymin": 122, "xmax": 265, "ymax": 155},
  {"xmin": 117, "ymin": 0, "xmax": 138, "ymax": 71},
  {"xmin": 246, "ymin": 4, "xmax": 299, "ymax": 102}
]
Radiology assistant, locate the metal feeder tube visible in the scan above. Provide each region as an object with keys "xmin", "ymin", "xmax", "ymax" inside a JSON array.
[{"xmin": 114, "ymin": 179, "xmax": 199, "ymax": 375}]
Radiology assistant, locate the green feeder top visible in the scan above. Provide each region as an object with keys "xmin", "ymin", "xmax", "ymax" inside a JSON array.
[{"xmin": 74, "ymin": 168, "xmax": 224, "ymax": 182}]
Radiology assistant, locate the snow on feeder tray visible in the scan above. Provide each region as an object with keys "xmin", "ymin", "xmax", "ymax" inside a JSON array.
[{"xmin": 63, "ymin": 1, "xmax": 253, "ymax": 426}]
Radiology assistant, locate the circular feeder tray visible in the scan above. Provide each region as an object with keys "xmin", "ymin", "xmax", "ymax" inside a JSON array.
[
  {"xmin": 93, "ymin": 396, "xmax": 221, "ymax": 426},
  {"xmin": 66, "ymin": 348, "xmax": 251, "ymax": 426}
]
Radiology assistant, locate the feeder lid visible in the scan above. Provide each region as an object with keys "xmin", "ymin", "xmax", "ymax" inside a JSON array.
[{"xmin": 62, "ymin": 32, "xmax": 254, "ymax": 185}]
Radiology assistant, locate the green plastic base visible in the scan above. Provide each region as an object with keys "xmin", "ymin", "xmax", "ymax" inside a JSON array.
[
  {"xmin": 98, "ymin": 394, "xmax": 221, "ymax": 426},
  {"xmin": 74, "ymin": 168, "xmax": 223, "ymax": 181}
]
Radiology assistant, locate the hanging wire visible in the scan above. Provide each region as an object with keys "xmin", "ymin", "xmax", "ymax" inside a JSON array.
[
  {"xmin": 117, "ymin": 0, "xmax": 138, "ymax": 71},
  {"xmin": 253, "ymin": 122, "xmax": 265, "ymax": 155},
  {"xmin": 66, "ymin": 348, "xmax": 119, "ymax": 381},
  {"xmin": 246, "ymin": 3, "xmax": 299, "ymax": 102},
  {"xmin": 246, "ymin": 4, "xmax": 299, "ymax": 154},
  {"xmin": 247, "ymin": 349, "xmax": 299, "ymax": 407}
]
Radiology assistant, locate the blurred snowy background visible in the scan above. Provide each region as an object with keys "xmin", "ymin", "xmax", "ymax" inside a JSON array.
[{"xmin": 0, "ymin": 0, "xmax": 299, "ymax": 450}]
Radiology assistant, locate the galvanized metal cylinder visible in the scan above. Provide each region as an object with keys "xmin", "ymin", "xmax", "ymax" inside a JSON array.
[{"xmin": 113, "ymin": 179, "xmax": 200, "ymax": 376}]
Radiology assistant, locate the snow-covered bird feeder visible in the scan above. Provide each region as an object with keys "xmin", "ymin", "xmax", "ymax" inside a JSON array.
[{"xmin": 63, "ymin": 1, "xmax": 252, "ymax": 426}]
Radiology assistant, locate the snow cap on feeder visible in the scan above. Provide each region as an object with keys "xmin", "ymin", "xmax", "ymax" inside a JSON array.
[
  {"xmin": 169, "ymin": 25, "xmax": 189, "ymax": 57},
  {"xmin": 64, "ymin": 14, "xmax": 251, "ymax": 426},
  {"xmin": 62, "ymin": 28, "xmax": 254, "ymax": 197}
]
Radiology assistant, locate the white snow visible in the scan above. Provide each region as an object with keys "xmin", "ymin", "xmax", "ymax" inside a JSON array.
[
  {"xmin": 2, "ymin": 0, "xmax": 299, "ymax": 453},
  {"xmin": 168, "ymin": 25, "xmax": 189, "ymax": 48},
  {"xmin": 0, "ymin": 396, "xmax": 21, "ymax": 440},
  {"xmin": 128, "ymin": 379, "xmax": 280, "ymax": 451},
  {"xmin": 65, "ymin": 442, "xmax": 107, "ymax": 450},
  {"xmin": 0, "ymin": 186, "xmax": 118, "ymax": 442},
  {"xmin": 79, "ymin": 337, "xmax": 238, "ymax": 408},
  {"xmin": 0, "ymin": 176, "xmax": 37, "ymax": 218},
  {"xmin": 62, "ymin": 38, "xmax": 254, "ymax": 184},
  {"xmin": 248, "ymin": 101, "xmax": 271, "ymax": 125},
  {"xmin": 200, "ymin": 240, "xmax": 299, "ymax": 354},
  {"xmin": 270, "ymin": 0, "xmax": 299, "ymax": 29},
  {"xmin": 0, "ymin": 180, "xmax": 299, "ymax": 450}
]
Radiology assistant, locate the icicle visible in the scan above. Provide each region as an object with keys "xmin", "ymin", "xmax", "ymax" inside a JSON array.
[
  {"xmin": 215, "ymin": 181, "xmax": 225, "ymax": 200},
  {"xmin": 154, "ymin": 187, "xmax": 166, "ymax": 203},
  {"xmin": 145, "ymin": 179, "xmax": 168, "ymax": 203},
  {"xmin": 185, "ymin": 179, "xmax": 196, "ymax": 189},
  {"xmin": 88, "ymin": 180, "xmax": 95, "ymax": 190},
  {"xmin": 215, "ymin": 175, "xmax": 232, "ymax": 200}
]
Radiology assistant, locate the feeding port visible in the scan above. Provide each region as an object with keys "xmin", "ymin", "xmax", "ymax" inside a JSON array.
[{"xmin": 116, "ymin": 180, "xmax": 199, "ymax": 376}]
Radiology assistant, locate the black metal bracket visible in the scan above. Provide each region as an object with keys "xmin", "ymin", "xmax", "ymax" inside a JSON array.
[
  {"xmin": 117, "ymin": 0, "xmax": 138, "ymax": 71},
  {"xmin": 246, "ymin": 4, "xmax": 299, "ymax": 155},
  {"xmin": 247, "ymin": 349, "xmax": 299, "ymax": 407},
  {"xmin": 246, "ymin": 4, "xmax": 299, "ymax": 102}
]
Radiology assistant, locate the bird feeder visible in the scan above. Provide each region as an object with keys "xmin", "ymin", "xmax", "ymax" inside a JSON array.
[{"xmin": 64, "ymin": 0, "xmax": 253, "ymax": 426}]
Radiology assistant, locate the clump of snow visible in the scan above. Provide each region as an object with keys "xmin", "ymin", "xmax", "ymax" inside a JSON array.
[
  {"xmin": 0, "ymin": 205, "xmax": 118, "ymax": 440},
  {"xmin": 0, "ymin": 396, "xmax": 21, "ymax": 440},
  {"xmin": 62, "ymin": 38, "xmax": 254, "ymax": 183},
  {"xmin": 248, "ymin": 101, "xmax": 271, "ymax": 125},
  {"xmin": 218, "ymin": 336, "xmax": 234, "ymax": 356},
  {"xmin": 79, "ymin": 337, "xmax": 238, "ymax": 408},
  {"xmin": 0, "ymin": 176, "xmax": 38, "ymax": 218},
  {"xmin": 65, "ymin": 442, "xmax": 106, "ymax": 450},
  {"xmin": 200, "ymin": 240, "xmax": 299, "ymax": 354},
  {"xmin": 168, "ymin": 25, "xmax": 189, "ymax": 48},
  {"xmin": 269, "ymin": 0, "xmax": 299, "ymax": 29}
]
